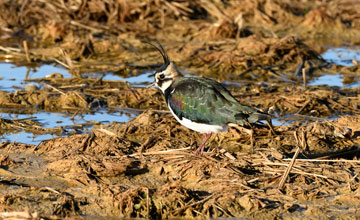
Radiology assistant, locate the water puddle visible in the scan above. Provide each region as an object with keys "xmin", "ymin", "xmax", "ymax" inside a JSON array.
[
  {"xmin": 272, "ymin": 114, "xmax": 339, "ymax": 126},
  {"xmin": 321, "ymin": 47, "xmax": 360, "ymax": 66},
  {"xmin": 0, "ymin": 63, "xmax": 71, "ymax": 91},
  {"xmin": 0, "ymin": 109, "xmax": 134, "ymax": 144},
  {"xmin": 110, "ymin": 73, "xmax": 153, "ymax": 87},
  {"xmin": 308, "ymin": 73, "xmax": 359, "ymax": 88},
  {"xmin": 308, "ymin": 47, "xmax": 360, "ymax": 87},
  {"xmin": 0, "ymin": 62, "xmax": 147, "ymax": 144}
]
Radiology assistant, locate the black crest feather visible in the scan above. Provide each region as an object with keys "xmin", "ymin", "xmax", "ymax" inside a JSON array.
[{"xmin": 145, "ymin": 40, "xmax": 170, "ymax": 67}]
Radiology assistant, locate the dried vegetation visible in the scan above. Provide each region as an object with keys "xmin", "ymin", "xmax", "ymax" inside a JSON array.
[
  {"xmin": 0, "ymin": 0, "xmax": 359, "ymax": 219},
  {"xmin": 0, "ymin": 112, "xmax": 360, "ymax": 219}
]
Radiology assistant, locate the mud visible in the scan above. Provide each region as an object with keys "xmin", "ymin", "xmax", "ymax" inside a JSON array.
[
  {"xmin": 0, "ymin": 113, "xmax": 360, "ymax": 219},
  {"xmin": 0, "ymin": 0, "xmax": 359, "ymax": 219}
]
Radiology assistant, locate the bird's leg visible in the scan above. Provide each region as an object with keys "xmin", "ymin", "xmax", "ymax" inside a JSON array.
[
  {"xmin": 241, "ymin": 127, "xmax": 254, "ymax": 148},
  {"xmin": 194, "ymin": 133, "xmax": 212, "ymax": 155},
  {"xmin": 249, "ymin": 129, "xmax": 254, "ymax": 148}
]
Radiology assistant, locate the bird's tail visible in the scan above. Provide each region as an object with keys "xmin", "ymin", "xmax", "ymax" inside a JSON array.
[{"xmin": 247, "ymin": 111, "xmax": 272, "ymax": 124}]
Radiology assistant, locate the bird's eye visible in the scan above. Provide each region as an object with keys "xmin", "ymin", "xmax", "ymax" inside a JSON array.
[{"xmin": 159, "ymin": 74, "xmax": 165, "ymax": 79}]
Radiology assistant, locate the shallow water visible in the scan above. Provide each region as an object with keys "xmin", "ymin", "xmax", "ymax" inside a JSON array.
[
  {"xmin": 308, "ymin": 73, "xmax": 359, "ymax": 88},
  {"xmin": 0, "ymin": 47, "xmax": 359, "ymax": 144},
  {"xmin": 309, "ymin": 46, "xmax": 360, "ymax": 87},
  {"xmin": 321, "ymin": 47, "xmax": 360, "ymax": 66},
  {"xmin": 0, "ymin": 63, "xmax": 71, "ymax": 91},
  {"xmin": 0, "ymin": 62, "xmax": 141, "ymax": 144},
  {"xmin": 0, "ymin": 110, "xmax": 133, "ymax": 144}
]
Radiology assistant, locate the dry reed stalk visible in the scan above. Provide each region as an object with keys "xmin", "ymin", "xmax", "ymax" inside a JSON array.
[
  {"xmin": 128, "ymin": 147, "xmax": 191, "ymax": 157},
  {"xmin": 283, "ymin": 158, "xmax": 360, "ymax": 163},
  {"xmin": 146, "ymin": 187, "xmax": 150, "ymax": 219},
  {"xmin": 23, "ymin": 40, "xmax": 31, "ymax": 63},
  {"xmin": 302, "ymin": 67, "xmax": 306, "ymax": 87},
  {"xmin": 265, "ymin": 169, "xmax": 328, "ymax": 179},
  {"xmin": 41, "ymin": 82, "xmax": 66, "ymax": 95},
  {"xmin": 277, "ymin": 130, "xmax": 303, "ymax": 190},
  {"xmin": 171, "ymin": 194, "xmax": 213, "ymax": 216}
]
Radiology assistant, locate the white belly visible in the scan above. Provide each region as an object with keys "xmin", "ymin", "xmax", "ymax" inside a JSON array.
[{"xmin": 168, "ymin": 104, "xmax": 228, "ymax": 133}]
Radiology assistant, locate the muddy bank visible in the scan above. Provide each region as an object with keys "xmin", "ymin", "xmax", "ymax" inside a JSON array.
[
  {"xmin": 0, "ymin": 0, "xmax": 359, "ymax": 219},
  {"xmin": 0, "ymin": 113, "xmax": 360, "ymax": 218}
]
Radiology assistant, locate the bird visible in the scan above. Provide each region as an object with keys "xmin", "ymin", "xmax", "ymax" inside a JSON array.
[{"xmin": 147, "ymin": 41, "xmax": 273, "ymax": 155}]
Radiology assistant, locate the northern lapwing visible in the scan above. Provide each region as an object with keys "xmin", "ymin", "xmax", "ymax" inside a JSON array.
[{"xmin": 147, "ymin": 42, "xmax": 273, "ymax": 155}]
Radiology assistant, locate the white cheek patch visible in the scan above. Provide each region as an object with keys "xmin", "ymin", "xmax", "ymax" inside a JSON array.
[
  {"xmin": 159, "ymin": 80, "xmax": 172, "ymax": 93},
  {"xmin": 155, "ymin": 65, "xmax": 176, "ymax": 93}
]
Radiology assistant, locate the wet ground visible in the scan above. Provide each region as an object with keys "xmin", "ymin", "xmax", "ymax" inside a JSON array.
[{"xmin": 0, "ymin": 0, "xmax": 360, "ymax": 219}]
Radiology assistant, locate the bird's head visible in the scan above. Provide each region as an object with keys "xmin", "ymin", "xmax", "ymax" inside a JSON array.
[{"xmin": 147, "ymin": 42, "xmax": 182, "ymax": 93}]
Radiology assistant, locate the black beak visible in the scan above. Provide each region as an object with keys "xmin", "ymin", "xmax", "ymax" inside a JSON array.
[
  {"xmin": 147, "ymin": 71, "xmax": 157, "ymax": 88},
  {"xmin": 146, "ymin": 81, "xmax": 156, "ymax": 88}
]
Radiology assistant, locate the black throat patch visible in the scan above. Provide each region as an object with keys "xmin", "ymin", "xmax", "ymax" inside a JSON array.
[{"xmin": 157, "ymin": 78, "xmax": 172, "ymax": 90}]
